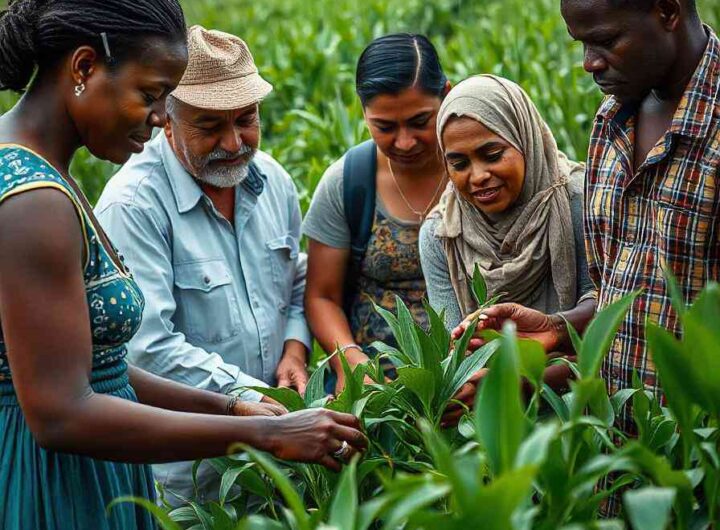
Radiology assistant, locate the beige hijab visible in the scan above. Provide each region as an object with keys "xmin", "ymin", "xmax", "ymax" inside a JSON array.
[{"xmin": 431, "ymin": 75, "xmax": 584, "ymax": 315}]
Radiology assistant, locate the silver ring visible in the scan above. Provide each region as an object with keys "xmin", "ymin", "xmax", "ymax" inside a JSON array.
[{"xmin": 332, "ymin": 440, "xmax": 350, "ymax": 459}]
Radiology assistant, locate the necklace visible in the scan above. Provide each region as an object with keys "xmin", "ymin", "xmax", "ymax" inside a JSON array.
[{"xmin": 387, "ymin": 157, "xmax": 446, "ymax": 221}]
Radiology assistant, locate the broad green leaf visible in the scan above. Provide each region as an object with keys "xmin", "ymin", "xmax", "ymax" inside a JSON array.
[
  {"xmin": 471, "ymin": 467, "xmax": 537, "ymax": 530},
  {"xmin": 515, "ymin": 422, "xmax": 558, "ymax": 468},
  {"xmin": 241, "ymin": 446, "xmax": 310, "ymax": 530},
  {"xmin": 623, "ymin": 487, "xmax": 676, "ymax": 530},
  {"xmin": 541, "ymin": 383, "xmax": 569, "ymax": 421},
  {"xmin": 381, "ymin": 480, "xmax": 451, "ymax": 529},
  {"xmin": 646, "ymin": 324, "xmax": 696, "ymax": 459},
  {"xmin": 564, "ymin": 315, "xmax": 584, "ymax": 355},
  {"xmin": 395, "ymin": 295, "xmax": 424, "ymax": 365},
  {"xmin": 237, "ymin": 516, "xmax": 286, "ymax": 530},
  {"xmin": 108, "ymin": 497, "xmax": 183, "ymax": 530},
  {"xmin": 578, "ymin": 291, "xmax": 639, "ymax": 380},
  {"xmin": 328, "ymin": 457, "xmax": 358, "ymax": 529},
  {"xmin": 304, "ymin": 353, "xmax": 334, "ymax": 407},
  {"xmin": 682, "ymin": 315, "xmax": 720, "ymax": 417},
  {"xmin": 423, "ymin": 299, "xmax": 451, "ymax": 361},
  {"xmin": 370, "ymin": 340, "xmax": 412, "ymax": 367},
  {"xmin": 440, "ymin": 339, "xmax": 499, "ymax": 406},
  {"xmin": 444, "ymin": 317, "xmax": 480, "ymax": 380},
  {"xmin": 472, "ymin": 263, "xmax": 488, "ymax": 306},
  {"xmin": 219, "ymin": 463, "xmax": 251, "ymax": 505},
  {"xmin": 475, "ymin": 321, "xmax": 525, "ymax": 476},
  {"xmin": 188, "ymin": 502, "xmax": 214, "ymax": 530},
  {"xmin": 517, "ymin": 338, "xmax": 546, "ymax": 390},
  {"xmin": 414, "ymin": 322, "xmax": 444, "ymax": 383},
  {"xmin": 208, "ymin": 502, "xmax": 235, "ymax": 530},
  {"xmin": 662, "ymin": 268, "xmax": 687, "ymax": 319},
  {"xmin": 397, "ymin": 366, "xmax": 436, "ymax": 416},
  {"xmin": 246, "ymin": 386, "xmax": 306, "ymax": 412}
]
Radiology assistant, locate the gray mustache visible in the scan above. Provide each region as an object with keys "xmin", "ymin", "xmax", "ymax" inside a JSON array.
[{"xmin": 207, "ymin": 144, "xmax": 254, "ymax": 161}]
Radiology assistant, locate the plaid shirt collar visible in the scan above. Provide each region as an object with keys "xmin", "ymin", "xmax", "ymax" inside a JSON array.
[{"xmin": 596, "ymin": 25, "xmax": 719, "ymax": 140}]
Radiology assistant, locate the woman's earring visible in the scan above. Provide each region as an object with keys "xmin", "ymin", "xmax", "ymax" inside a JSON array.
[{"xmin": 74, "ymin": 82, "xmax": 86, "ymax": 97}]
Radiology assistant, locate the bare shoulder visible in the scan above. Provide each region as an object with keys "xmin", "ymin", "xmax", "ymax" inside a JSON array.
[{"xmin": 0, "ymin": 188, "xmax": 85, "ymax": 276}]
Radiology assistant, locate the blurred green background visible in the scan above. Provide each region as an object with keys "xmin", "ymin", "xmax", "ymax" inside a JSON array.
[{"xmin": 1, "ymin": 0, "xmax": 718, "ymax": 208}]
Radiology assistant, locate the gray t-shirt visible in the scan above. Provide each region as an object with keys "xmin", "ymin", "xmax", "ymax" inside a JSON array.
[
  {"xmin": 419, "ymin": 181, "xmax": 594, "ymax": 329},
  {"xmin": 302, "ymin": 157, "xmax": 419, "ymax": 248}
]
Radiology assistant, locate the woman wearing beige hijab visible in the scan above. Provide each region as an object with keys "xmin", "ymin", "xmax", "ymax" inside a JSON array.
[{"xmin": 419, "ymin": 75, "xmax": 597, "ymax": 423}]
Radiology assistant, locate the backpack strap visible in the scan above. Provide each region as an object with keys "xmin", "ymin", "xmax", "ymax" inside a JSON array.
[{"xmin": 342, "ymin": 140, "xmax": 377, "ymax": 315}]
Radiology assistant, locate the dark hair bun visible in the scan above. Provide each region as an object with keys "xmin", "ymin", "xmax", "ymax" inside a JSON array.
[{"xmin": 0, "ymin": 0, "xmax": 44, "ymax": 92}]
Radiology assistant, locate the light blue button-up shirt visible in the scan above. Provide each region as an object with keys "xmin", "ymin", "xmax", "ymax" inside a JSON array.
[{"xmin": 95, "ymin": 134, "xmax": 311, "ymax": 402}]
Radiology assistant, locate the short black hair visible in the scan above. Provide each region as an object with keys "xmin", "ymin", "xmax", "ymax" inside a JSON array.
[
  {"xmin": 0, "ymin": 0, "xmax": 187, "ymax": 92},
  {"xmin": 355, "ymin": 33, "xmax": 448, "ymax": 107},
  {"xmin": 607, "ymin": 0, "xmax": 697, "ymax": 12}
]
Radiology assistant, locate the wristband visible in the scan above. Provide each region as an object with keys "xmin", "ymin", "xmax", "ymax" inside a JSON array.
[{"xmin": 225, "ymin": 395, "xmax": 240, "ymax": 416}]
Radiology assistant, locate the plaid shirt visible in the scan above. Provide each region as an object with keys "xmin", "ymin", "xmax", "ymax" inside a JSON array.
[{"xmin": 585, "ymin": 27, "xmax": 720, "ymax": 428}]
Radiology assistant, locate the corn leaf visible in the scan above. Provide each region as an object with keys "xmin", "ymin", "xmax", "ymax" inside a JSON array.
[
  {"xmin": 471, "ymin": 263, "xmax": 488, "ymax": 307},
  {"xmin": 578, "ymin": 290, "xmax": 639, "ymax": 380},
  {"xmin": 475, "ymin": 322, "xmax": 525, "ymax": 476},
  {"xmin": 328, "ymin": 456, "xmax": 359, "ymax": 529},
  {"xmin": 623, "ymin": 487, "xmax": 676, "ymax": 530},
  {"xmin": 246, "ymin": 386, "xmax": 306, "ymax": 412}
]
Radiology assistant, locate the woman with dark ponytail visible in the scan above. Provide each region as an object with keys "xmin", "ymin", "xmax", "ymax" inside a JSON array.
[
  {"xmin": 0, "ymin": 2, "xmax": 366, "ymax": 528},
  {"xmin": 303, "ymin": 34, "xmax": 450, "ymax": 393}
]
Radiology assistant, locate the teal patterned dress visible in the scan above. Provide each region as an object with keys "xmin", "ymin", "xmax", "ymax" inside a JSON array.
[{"xmin": 0, "ymin": 145, "xmax": 156, "ymax": 530}]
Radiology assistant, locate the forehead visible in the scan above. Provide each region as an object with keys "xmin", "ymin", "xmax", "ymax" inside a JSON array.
[
  {"xmin": 561, "ymin": 0, "xmax": 630, "ymax": 36},
  {"xmin": 442, "ymin": 116, "xmax": 504, "ymax": 149},
  {"xmin": 364, "ymin": 87, "xmax": 441, "ymax": 120},
  {"xmin": 117, "ymin": 38, "xmax": 188, "ymax": 86}
]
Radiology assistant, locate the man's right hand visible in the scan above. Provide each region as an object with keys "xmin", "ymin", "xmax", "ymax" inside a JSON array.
[{"xmin": 265, "ymin": 409, "xmax": 367, "ymax": 471}]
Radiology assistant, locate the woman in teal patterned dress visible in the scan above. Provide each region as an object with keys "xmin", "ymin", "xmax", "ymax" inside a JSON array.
[
  {"xmin": 303, "ymin": 34, "xmax": 450, "ymax": 394},
  {"xmin": 0, "ymin": 2, "xmax": 366, "ymax": 529}
]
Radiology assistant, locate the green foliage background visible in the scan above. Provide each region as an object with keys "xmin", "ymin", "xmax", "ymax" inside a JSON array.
[{"xmin": 1, "ymin": 0, "xmax": 717, "ymax": 208}]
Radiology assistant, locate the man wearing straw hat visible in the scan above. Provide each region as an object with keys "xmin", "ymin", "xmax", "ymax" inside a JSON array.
[{"xmin": 96, "ymin": 25, "xmax": 311, "ymax": 503}]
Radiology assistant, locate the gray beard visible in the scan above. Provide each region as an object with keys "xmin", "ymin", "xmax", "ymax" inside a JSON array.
[
  {"xmin": 183, "ymin": 144, "xmax": 256, "ymax": 188},
  {"xmin": 195, "ymin": 161, "xmax": 252, "ymax": 188}
]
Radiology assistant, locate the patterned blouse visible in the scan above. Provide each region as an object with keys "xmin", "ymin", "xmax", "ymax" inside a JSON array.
[
  {"xmin": 585, "ymin": 28, "xmax": 720, "ymax": 431},
  {"xmin": 0, "ymin": 145, "xmax": 145, "ymax": 387}
]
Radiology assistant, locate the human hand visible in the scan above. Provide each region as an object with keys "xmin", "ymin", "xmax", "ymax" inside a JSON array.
[
  {"xmin": 265, "ymin": 409, "xmax": 368, "ymax": 471},
  {"xmin": 452, "ymin": 303, "xmax": 565, "ymax": 353},
  {"xmin": 440, "ymin": 368, "xmax": 489, "ymax": 428},
  {"xmin": 276, "ymin": 340, "xmax": 309, "ymax": 396},
  {"xmin": 233, "ymin": 399, "xmax": 287, "ymax": 417}
]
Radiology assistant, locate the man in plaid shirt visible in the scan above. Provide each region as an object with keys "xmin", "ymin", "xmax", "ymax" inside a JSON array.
[{"xmin": 559, "ymin": 0, "xmax": 718, "ymax": 432}]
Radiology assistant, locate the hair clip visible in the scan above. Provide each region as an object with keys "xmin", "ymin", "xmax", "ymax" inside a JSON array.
[{"xmin": 100, "ymin": 32, "xmax": 112, "ymax": 59}]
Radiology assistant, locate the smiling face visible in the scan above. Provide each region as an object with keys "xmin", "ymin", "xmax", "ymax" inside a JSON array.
[
  {"xmin": 68, "ymin": 37, "xmax": 188, "ymax": 164},
  {"xmin": 362, "ymin": 86, "xmax": 444, "ymax": 169},
  {"xmin": 442, "ymin": 116, "xmax": 526, "ymax": 215},
  {"xmin": 164, "ymin": 100, "xmax": 261, "ymax": 188},
  {"xmin": 560, "ymin": 0, "xmax": 678, "ymax": 102}
]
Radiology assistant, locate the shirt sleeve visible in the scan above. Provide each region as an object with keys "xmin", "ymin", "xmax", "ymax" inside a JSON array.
[
  {"xmin": 301, "ymin": 158, "xmax": 352, "ymax": 248},
  {"xmin": 419, "ymin": 218, "xmax": 464, "ymax": 330},
  {"xmin": 281, "ymin": 170, "xmax": 312, "ymax": 349},
  {"xmin": 95, "ymin": 201, "xmax": 267, "ymax": 402}
]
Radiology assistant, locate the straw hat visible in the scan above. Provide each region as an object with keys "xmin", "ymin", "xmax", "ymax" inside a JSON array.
[{"xmin": 170, "ymin": 25, "xmax": 273, "ymax": 111}]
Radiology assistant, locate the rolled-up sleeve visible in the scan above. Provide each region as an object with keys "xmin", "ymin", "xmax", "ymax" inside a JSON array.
[{"xmin": 96, "ymin": 202, "xmax": 266, "ymax": 401}]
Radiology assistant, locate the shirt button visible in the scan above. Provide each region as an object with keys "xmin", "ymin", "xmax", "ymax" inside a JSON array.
[{"xmin": 203, "ymin": 275, "xmax": 211, "ymax": 285}]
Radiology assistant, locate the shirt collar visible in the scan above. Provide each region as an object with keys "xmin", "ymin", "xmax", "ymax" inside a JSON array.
[
  {"xmin": 598, "ymin": 25, "xmax": 719, "ymax": 137},
  {"xmin": 160, "ymin": 135, "xmax": 204, "ymax": 214},
  {"xmin": 160, "ymin": 135, "xmax": 268, "ymax": 214}
]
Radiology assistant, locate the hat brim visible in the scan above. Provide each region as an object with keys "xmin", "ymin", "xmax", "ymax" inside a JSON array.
[{"xmin": 170, "ymin": 74, "xmax": 273, "ymax": 111}]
